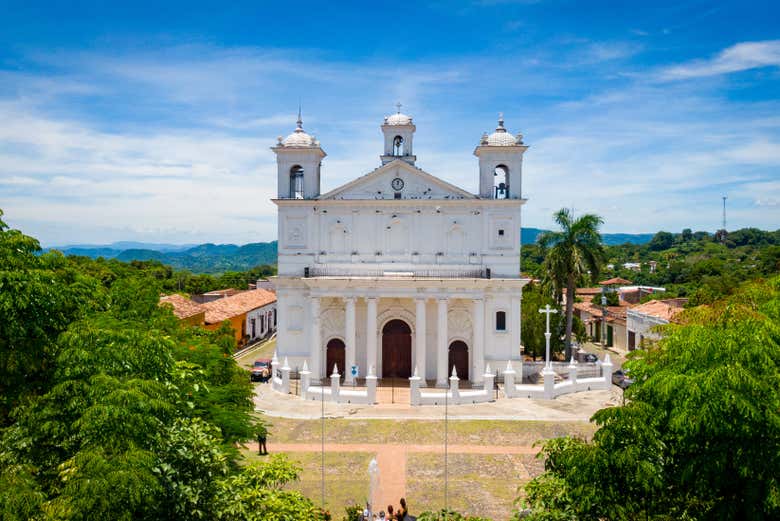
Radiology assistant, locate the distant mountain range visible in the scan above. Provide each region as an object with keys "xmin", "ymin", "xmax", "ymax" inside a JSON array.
[
  {"xmin": 46, "ymin": 242, "xmax": 278, "ymax": 274},
  {"xmin": 522, "ymin": 228, "xmax": 654, "ymax": 246},
  {"xmin": 46, "ymin": 229, "xmax": 654, "ymax": 274}
]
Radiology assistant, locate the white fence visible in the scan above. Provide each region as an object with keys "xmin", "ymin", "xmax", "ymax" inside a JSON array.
[
  {"xmin": 502, "ymin": 356, "xmax": 613, "ymax": 400},
  {"xmin": 409, "ymin": 366, "xmax": 496, "ymax": 406},
  {"xmin": 269, "ymin": 352, "xmax": 614, "ymax": 405},
  {"xmin": 299, "ymin": 362, "xmax": 378, "ymax": 405},
  {"xmin": 520, "ymin": 361, "xmax": 603, "ymax": 381}
]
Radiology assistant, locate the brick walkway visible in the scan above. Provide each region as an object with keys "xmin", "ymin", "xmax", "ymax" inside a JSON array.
[{"xmin": 250, "ymin": 441, "xmax": 537, "ymax": 512}]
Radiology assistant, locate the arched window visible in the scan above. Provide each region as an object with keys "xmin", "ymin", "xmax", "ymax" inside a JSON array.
[
  {"xmin": 393, "ymin": 135, "xmax": 404, "ymax": 156},
  {"xmin": 290, "ymin": 165, "xmax": 304, "ymax": 199},
  {"xmin": 496, "ymin": 311, "xmax": 507, "ymax": 331},
  {"xmin": 494, "ymin": 165, "xmax": 509, "ymax": 199}
]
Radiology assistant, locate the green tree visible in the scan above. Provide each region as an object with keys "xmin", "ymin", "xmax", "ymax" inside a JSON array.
[
  {"xmin": 521, "ymin": 276, "xmax": 780, "ymax": 520},
  {"xmin": 538, "ymin": 209, "xmax": 605, "ymax": 359},
  {"xmin": 213, "ymin": 455, "xmax": 327, "ymax": 521},
  {"xmin": 520, "ymin": 284, "xmax": 564, "ymax": 361},
  {"xmin": 0, "ymin": 210, "xmax": 105, "ymax": 425},
  {"xmin": 647, "ymin": 230, "xmax": 675, "ymax": 251}
]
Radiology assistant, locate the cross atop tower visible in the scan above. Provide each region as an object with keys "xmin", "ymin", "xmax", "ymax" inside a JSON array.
[{"xmin": 395, "ymin": 101, "xmax": 402, "ymax": 114}]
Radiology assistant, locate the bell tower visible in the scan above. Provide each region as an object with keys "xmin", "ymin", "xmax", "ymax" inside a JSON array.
[
  {"xmin": 474, "ymin": 114, "xmax": 528, "ymax": 199},
  {"xmin": 381, "ymin": 103, "xmax": 416, "ymax": 166},
  {"xmin": 272, "ymin": 109, "xmax": 326, "ymax": 199}
]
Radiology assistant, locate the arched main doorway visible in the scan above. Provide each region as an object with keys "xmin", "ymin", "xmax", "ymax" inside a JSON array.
[
  {"xmin": 325, "ymin": 338, "xmax": 345, "ymax": 376},
  {"xmin": 448, "ymin": 340, "xmax": 469, "ymax": 380},
  {"xmin": 382, "ymin": 319, "xmax": 412, "ymax": 378}
]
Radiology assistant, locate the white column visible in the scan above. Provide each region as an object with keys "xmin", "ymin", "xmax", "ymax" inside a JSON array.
[
  {"xmin": 366, "ymin": 297, "xmax": 378, "ymax": 378},
  {"xmin": 344, "ymin": 297, "xmax": 357, "ymax": 384},
  {"xmin": 436, "ymin": 298, "xmax": 449, "ymax": 387},
  {"xmin": 415, "ymin": 298, "xmax": 427, "ymax": 386},
  {"xmin": 510, "ymin": 295, "xmax": 521, "ymax": 361},
  {"xmin": 472, "ymin": 298, "xmax": 485, "ymax": 385},
  {"xmin": 309, "ymin": 297, "xmax": 322, "ymax": 379}
]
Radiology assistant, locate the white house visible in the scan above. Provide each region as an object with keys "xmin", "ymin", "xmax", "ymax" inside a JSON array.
[
  {"xmin": 271, "ymin": 109, "xmax": 529, "ymax": 387},
  {"xmin": 626, "ymin": 298, "xmax": 687, "ymax": 350}
]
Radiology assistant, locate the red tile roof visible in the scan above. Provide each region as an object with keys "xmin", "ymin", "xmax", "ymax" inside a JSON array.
[
  {"xmin": 159, "ymin": 294, "xmax": 207, "ymax": 319},
  {"xmin": 574, "ymin": 301, "xmax": 629, "ymax": 320},
  {"xmin": 576, "ymin": 287, "xmax": 603, "ymax": 296},
  {"xmin": 201, "ymin": 288, "xmax": 277, "ymax": 324},
  {"xmin": 600, "ymin": 277, "xmax": 633, "ymax": 285},
  {"xmin": 201, "ymin": 288, "xmax": 243, "ymax": 297},
  {"xmin": 631, "ymin": 299, "xmax": 687, "ymax": 322}
]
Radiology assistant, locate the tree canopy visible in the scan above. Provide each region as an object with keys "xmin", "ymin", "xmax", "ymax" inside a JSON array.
[
  {"xmin": 0, "ymin": 210, "xmax": 324, "ymax": 521},
  {"xmin": 538, "ymin": 209, "xmax": 605, "ymax": 359},
  {"xmin": 519, "ymin": 276, "xmax": 780, "ymax": 520}
]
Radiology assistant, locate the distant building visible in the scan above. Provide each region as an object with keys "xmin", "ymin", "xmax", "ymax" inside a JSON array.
[
  {"xmin": 626, "ymin": 298, "xmax": 688, "ymax": 350},
  {"xmin": 159, "ymin": 294, "xmax": 206, "ymax": 326},
  {"xmin": 618, "ymin": 285, "xmax": 666, "ymax": 305},
  {"xmin": 202, "ymin": 288, "xmax": 278, "ymax": 347},
  {"xmin": 256, "ymin": 278, "xmax": 276, "ymax": 292},
  {"xmin": 572, "ymin": 300, "xmax": 629, "ymax": 351},
  {"xmin": 191, "ymin": 288, "xmax": 244, "ymax": 304}
]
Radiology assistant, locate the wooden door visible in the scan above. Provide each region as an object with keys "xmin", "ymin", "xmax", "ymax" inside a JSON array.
[
  {"xmin": 326, "ymin": 338, "xmax": 345, "ymax": 376},
  {"xmin": 382, "ymin": 320, "xmax": 412, "ymax": 378},
  {"xmin": 448, "ymin": 341, "xmax": 469, "ymax": 380}
]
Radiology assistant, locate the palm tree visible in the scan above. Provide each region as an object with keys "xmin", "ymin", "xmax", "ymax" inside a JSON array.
[{"xmin": 538, "ymin": 209, "xmax": 606, "ymax": 360}]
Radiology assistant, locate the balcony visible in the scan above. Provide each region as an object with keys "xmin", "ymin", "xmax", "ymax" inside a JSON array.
[{"xmin": 305, "ymin": 266, "xmax": 491, "ymax": 279}]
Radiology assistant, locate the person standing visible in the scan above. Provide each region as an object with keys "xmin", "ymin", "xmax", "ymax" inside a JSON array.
[
  {"xmin": 396, "ymin": 498, "xmax": 408, "ymax": 520},
  {"xmin": 256, "ymin": 423, "xmax": 269, "ymax": 455}
]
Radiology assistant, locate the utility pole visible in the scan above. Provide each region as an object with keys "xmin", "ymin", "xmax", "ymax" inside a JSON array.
[{"xmin": 721, "ymin": 196, "xmax": 728, "ymax": 244}]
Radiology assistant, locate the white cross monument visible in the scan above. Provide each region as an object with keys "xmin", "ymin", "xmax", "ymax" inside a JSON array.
[{"xmin": 539, "ymin": 304, "xmax": 558, "ymax": 371}]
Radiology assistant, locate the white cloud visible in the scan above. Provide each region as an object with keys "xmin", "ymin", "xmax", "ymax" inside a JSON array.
[
  {"xmin": 1, "ymin": 41, "xmax": 779, "ymax": 244},
  {"xmin": 657, "ymin": 40, "xmax": 780, "ymax": 80}
]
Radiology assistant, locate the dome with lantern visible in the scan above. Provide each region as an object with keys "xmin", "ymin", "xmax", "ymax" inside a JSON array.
[
  {"xmin": 480, "ymin": 114, "xmax": 524, "ymax": 146},
  {"xmin": 278, "ymin": 111, "xmax": 319, "ymax": 147},
  {"xmin": 383, "ymin": 103, "xmax": 414, "ymax": 126}
]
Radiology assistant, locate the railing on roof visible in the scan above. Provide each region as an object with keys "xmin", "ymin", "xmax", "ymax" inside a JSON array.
[{"xmin": 305, "ymin": 266, "xmax": 490, "ymax": 279}]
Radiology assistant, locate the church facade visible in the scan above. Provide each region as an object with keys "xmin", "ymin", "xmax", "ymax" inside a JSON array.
[{"xmin": 271, "ymin": 109, "xmax": 529, "ymax": 386}]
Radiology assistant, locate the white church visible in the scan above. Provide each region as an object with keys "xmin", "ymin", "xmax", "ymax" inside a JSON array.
[{"xmin": 271, "ymin": 108, "xmax": 529, "ymax": 387}]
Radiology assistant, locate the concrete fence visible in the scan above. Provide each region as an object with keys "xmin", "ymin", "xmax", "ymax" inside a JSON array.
[
  {"xmin": 503, "ymin": 355, "xmax": 613, "ymax": 400},
  {"xmin": 298, "ymin": 361, "xmax": 378, "ymax": 405},
  {"xmin": 522, "ymin": 361, "xmax": 603, "ymax": 381},
  {"xmin": 409, "ymin": 365, "xmax": 496, "ymax": 406},
  {"xmin": 269, "ymin": 351, "xmax": 613, "ymax": 404}
]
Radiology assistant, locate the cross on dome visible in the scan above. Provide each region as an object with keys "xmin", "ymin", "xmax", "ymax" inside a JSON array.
[
  {"xmin": 396, "ymin": 101, "xmax": 402, "ymax": 113},
  {"xmin": 296, "ymin": 104, "xmax": 303, "ymax": 131}
]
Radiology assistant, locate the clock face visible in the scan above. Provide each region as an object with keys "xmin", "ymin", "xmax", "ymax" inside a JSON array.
[{"xmin": 391, "ymin": 177, "xmax": 405, "ymax": 191}]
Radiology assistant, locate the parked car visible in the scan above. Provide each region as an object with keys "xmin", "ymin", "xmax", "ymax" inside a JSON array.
[
  {"xmin": 251, "ymin": 358, "xmax": 273, "ymax": 382},
  {"xmin": 576, "ymin": 351, "xmax": 598, "ymax": 363},
  {"xmin": 612, "ymin": 369, "xmax": 633, "ymax": 389}
]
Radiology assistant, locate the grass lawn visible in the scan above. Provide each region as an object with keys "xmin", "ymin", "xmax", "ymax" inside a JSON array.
[
  {"xmin": 406, "ymin": 452, "xmax": 543, "ymax": 520},
  {"xmin": 242, "ymin": 449, "xmax": 371, "ymax": 516},
  {"xmin": 263, "ymin": 417, "xmax": 596, "ymax": 446},
  {"xmin": 240, "ymin": 417, "xmax": 595, "ymax": 520}
]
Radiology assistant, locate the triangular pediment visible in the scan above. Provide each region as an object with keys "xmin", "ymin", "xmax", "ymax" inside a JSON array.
[{"xmin": 318, "ymin": 160, "xmax": 477, "ymax": 200}]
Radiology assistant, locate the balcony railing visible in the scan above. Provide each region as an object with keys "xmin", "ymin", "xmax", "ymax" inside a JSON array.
[{"xmin": 305, "ymin": 266, "xmax": 491, "ymax": 279}]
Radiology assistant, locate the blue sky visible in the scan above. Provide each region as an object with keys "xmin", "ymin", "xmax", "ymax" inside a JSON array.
[{"xmin": 0, "ymin": 0, "xmax": 778, "ymax": 246}]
